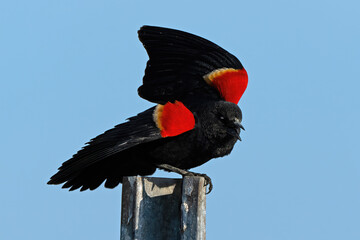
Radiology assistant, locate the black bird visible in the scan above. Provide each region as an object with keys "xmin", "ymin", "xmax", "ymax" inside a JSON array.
[{"xmin": 48, "ymin": 26, "xmax": 248, "ymax": 193}]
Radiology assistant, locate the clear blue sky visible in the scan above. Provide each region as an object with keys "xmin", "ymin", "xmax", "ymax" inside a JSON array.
[{"xmin": 1, "ymin": 0, "xmax": 359, "ymax": 239}]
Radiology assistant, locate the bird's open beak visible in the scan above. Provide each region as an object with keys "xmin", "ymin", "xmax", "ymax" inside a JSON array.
[
  {"xmin": 227, "ymin": 128, "xmax": 241, "ymax": 141},
  {"xmin": 227, "ymin": 121, "xmax": 244, "ymax": 141}
]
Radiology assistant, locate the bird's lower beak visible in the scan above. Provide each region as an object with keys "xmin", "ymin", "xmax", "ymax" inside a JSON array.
[
  {"xmin": 227, "ymin": 120, "xmax": 244, "ymax": 141},
  {"xmin": 227, "ymin": 128, "xmax": 242, "ymax": 141}
]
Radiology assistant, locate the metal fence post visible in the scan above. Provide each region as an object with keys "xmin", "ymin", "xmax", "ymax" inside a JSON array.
[{"xmin": 120, "ymin": 176, "xmax": 206, "ymax": 240}]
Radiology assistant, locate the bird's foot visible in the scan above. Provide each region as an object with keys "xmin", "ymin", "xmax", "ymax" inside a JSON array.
[
  {"xmin": 156, "ymin": 164, "xmax": 213, "ymax": 194},
  {"xmin": 183, "ymin": 172, "xmax": 213, "ymax": 194}
]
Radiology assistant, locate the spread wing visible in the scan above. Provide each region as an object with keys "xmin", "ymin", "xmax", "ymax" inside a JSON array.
[
  {"xmin": 138, "ymin": 25, "xmax": 247, "ymax": 106},
  {"xmin": 48, "ymin": 102, "xmax": 197, "ymax": 191}
]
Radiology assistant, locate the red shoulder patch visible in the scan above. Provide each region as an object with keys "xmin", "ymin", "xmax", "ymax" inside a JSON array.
[
  {"xmin": 153, "ymin": 101, "xmax": 195, "ymax": 138},
  {"xmin": 204, "ymin": 68, "xmax": 248, "ymax": 104}
]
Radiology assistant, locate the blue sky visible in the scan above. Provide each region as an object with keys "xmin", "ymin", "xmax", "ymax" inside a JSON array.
[{"xmin": 1, "ymin": 0, "xmax": 359, "ymax": 239}]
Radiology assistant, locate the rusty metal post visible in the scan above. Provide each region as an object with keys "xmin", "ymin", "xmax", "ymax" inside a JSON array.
[{"xmin": 120, "ymin": 176, "xmax": 206, "ymax": 240}]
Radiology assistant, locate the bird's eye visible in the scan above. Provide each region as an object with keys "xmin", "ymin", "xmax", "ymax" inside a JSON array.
[{"xmin": 219, "ymin": 116, "xmax": 225, "ymax": 121}]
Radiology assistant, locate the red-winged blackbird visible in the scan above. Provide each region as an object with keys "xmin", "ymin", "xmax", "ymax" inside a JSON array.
[{"xmin": 48, "ymin": 26, "xmax": 248, "ymax": 193}]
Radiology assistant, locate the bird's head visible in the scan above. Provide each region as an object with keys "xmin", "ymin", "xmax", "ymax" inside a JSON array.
[{"xmin": 198, "ymin": 101, "xmax": 244, "ymax": 142}]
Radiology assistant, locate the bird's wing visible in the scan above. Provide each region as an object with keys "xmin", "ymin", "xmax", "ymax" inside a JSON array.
[
  {"xmin": 48, "ymin": 102, "xmax": 196, "ymax": 190},
  {"xmin": 138, "ymin": 26, "xmax": 248, "ymax": 106}
]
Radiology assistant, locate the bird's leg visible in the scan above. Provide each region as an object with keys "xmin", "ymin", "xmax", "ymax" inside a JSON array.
[{"xmin": 156, "ymin": 164, "xmax": 213, "ymax": 194}]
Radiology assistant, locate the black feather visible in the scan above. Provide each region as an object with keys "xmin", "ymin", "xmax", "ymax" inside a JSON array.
[{"xmin": 48, "ymin": 108, "xmax": 161, "ymax": 189}]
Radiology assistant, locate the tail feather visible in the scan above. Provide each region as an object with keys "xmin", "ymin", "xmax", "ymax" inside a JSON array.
[{"xmin": 48, "ymin": 149, "xmax": 157, "ymax": 191}]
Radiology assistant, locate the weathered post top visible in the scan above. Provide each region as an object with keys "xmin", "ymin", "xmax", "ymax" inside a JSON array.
[{"xmin": 121, "ymin": 176, "xmax": 206, "ymax": 240}]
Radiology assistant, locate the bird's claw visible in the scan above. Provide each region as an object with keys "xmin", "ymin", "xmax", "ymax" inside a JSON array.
[
  {"xmin": 200, "ymin": 174, "xmax": 213, "ymax": 194},
  {"xmin": 184, "ymin": 172, "xmax": 213, "ymax": 194}
]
